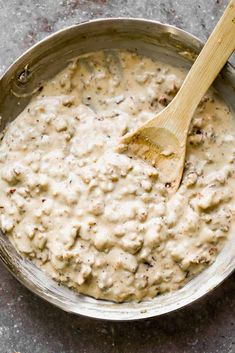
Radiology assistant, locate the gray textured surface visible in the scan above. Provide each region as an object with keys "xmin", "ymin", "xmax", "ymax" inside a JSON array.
[{"xmin": 0, "ymin": 1, "xmax": 235, "ymax": 353}]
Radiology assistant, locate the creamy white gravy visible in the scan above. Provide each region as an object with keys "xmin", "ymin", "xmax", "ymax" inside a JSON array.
[{"xmin": 0, "ymin": 50, "xmax": 234, "ymax": 302}]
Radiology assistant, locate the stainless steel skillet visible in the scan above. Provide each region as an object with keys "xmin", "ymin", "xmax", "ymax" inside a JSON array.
[{"xmin": 0, "ymin": 18, "xmax": 234, "ymax": 321}]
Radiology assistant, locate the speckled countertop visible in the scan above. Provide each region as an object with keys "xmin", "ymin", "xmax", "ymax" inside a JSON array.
[{"xmin": 0, "ymin": 1, "xmax": 235, "ymax": 353}]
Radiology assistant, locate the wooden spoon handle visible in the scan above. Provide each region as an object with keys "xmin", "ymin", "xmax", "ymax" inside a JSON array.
[{"xmin": 171, "ymin": 0, "xmax": 235, "ymax": 135}]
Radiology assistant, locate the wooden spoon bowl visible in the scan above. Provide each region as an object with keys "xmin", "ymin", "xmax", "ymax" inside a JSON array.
[{"xmin": 118, "ymin": 0, "xmax": 235, "ymax": 191}]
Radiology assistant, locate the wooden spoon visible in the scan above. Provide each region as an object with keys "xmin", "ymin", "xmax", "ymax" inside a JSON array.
[{"xmin": 118, "ymin": 0, "xmax": 235, "ymax": 191}]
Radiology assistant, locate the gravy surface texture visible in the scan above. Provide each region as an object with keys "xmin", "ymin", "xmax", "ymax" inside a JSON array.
[{"xmin": 0, "ymin": 50, "xmax": 234, "ymax": 302}]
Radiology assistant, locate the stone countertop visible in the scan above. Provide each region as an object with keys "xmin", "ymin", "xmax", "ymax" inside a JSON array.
[{"xmin": 0, "ymin": 1, "xmax": 234, "ymax": 352}]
